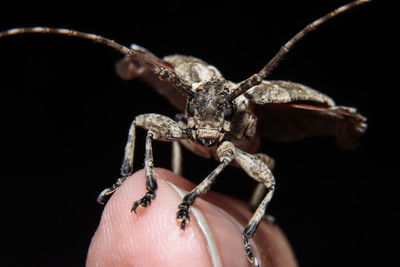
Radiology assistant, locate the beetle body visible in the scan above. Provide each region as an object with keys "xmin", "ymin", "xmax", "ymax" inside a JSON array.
[{"xmin": 0, "ymin": 1, "xmax": 371, "ymax": 266}]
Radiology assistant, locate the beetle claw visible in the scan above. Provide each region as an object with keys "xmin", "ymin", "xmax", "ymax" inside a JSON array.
[
  {"xmin": 131, "ymin": 190, "xmax": 156, "ymax": 213},
  {"xmin": 176, "ymin": 202, "xmax": 191, "ymax": 230}
]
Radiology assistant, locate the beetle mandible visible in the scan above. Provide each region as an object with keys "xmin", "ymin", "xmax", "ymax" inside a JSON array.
[{"xmin": 0, "ymin": 0, "xmax": 370, "ymax": 266}]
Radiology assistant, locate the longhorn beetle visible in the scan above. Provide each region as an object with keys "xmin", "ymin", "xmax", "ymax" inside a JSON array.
[{"xmin": 0, "ymin": 0, "xmax": 370, "ymax": 266}]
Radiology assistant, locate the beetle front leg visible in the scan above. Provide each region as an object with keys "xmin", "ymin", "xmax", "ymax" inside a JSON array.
[
  {"xmin": 129, "ymin": 114, "xmax": 186, "ymax": 213},
  {"xmin": 249, "ymin": 153, "xmax": 275, "ymax": 210},
  {"xmin": 176, "ymin": 142, "xmax": 235, "ymax": 229},
  {"xmin": 131, "ymin": 130, "xmax": 158, "ymax": 212},
  {"xmin": 97, "ymin": 113, "xmax": 186, "ymax": 207},
  {"xmin": 233, "ymin": 149, "xmax": 276, "ymax": 267},
  {"xmin": 131, "ymin": 130, "xmax": 158, "ymax": 213},
  {"xmin": 97, "ymin": 118, "xmax": 138, "ymax": 204}
]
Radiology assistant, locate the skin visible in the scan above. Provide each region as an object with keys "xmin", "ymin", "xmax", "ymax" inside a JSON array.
[{"xmin": 86, "ymin": 168, "xmax": 298, "ymax": 267}]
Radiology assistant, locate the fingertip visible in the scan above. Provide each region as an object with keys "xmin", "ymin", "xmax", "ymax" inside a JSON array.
[
  {"xmin": 87, "ymin": 168, "xmax": 298, "ymax": 267},
  {"xmin": 87, "ymin": 169, "xmax": 213, "ymax": 267}
]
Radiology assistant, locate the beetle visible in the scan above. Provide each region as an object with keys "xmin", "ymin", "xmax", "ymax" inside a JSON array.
[{"xmin": 0, "ymin": 0, "xmax": 370, "ymax": 265}]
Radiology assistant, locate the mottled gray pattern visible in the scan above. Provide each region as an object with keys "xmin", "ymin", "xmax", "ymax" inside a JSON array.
[
  {"xmin": 245, "ymin": 80, "xmax": 335, "ymax": 106},
  {"xmin": 164, "ymin": 55, "xmax": 223, "ymax": 85}
]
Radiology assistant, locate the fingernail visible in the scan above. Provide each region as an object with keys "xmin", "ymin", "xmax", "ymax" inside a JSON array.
[{"xmin": 166, "ymin": 181, "xmax": 223, "ymax": 267}]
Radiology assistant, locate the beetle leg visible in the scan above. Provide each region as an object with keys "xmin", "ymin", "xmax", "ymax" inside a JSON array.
[
  {"xmin": 233, "ymin": 148, "xmax": 276, "ymax": 266},
  {"xmin": 97, "ymin": 113, "xmax": 186, "ymax": 207},
  {"xmin": 254, "ymin": 153, "xmax": 275, "ymax": 170},
  {"xmin": 97, "ymin": 118, "xmax": 137, "ymax": 204},
  {"xmin": 131, "ymin": 130, "xmax": 159, "ymax": 212},
  {"xmin": 249, "ymin": 153, "xmax": 275, "ymax": 210},
  {"xmin": 130, "ymin": 114, "xmax": 186, "ymax": 213},
  {"xmin": 176, "ymin": 141, "xmax": 235, "ymax": 229}
]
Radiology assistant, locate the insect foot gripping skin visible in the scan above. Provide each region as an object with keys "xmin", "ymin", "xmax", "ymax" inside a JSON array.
[{"xmin": 0, "ymin": 0, "xmax": 371, "ymax": 265}]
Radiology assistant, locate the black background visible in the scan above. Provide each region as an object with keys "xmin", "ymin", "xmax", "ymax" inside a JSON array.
[{"xmin": 0, "ymin": 1, "xmax": 395, "ymax": 266}]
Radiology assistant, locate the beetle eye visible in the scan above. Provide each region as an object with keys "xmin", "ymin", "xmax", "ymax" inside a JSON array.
[
  {"xmin": 187, "ymin": 104, "xmax": 195, "ymax": 116},
  {"xmin": 224, "ymin": 107, "xmax": 234, "ymax": 120}
]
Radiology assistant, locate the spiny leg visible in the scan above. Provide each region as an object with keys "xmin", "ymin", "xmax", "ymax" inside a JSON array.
[
  {"xmin": 177, "ymin": 141, "xmax": 235, "ymax": 229},
  {"xmin": 97, "ymin": 119, "xmax": 137, "ymax": 204},
  {"xmin": 131, "ymin": 130, "xmax": 158, "ymax": 213},
  {"xmin": 233, "ymin": 148, "xmax": 276, "ymax": 266}
]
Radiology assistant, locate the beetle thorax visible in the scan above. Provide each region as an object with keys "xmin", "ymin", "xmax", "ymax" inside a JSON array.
[{"xmin": 186, "ymin": 79, "xmax": 234, "ymax": 147}]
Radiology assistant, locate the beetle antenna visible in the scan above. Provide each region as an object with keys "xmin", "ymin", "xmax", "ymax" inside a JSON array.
[
  {"xmin": 258, "ymin": 0, "xmax": 372, "ymax": 79},
  {"xmin": 228, "ymin": 0, "xmax": 372, "ymax": 102},
  {"xmin": 0, "ymin": 27, "xmax": 194, "ymax": 98}
]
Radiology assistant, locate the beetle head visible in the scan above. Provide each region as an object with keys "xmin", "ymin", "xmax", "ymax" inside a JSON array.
[{"xmin": 186, "ymin": 79, "xmax": 234, "ymax": 147}]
